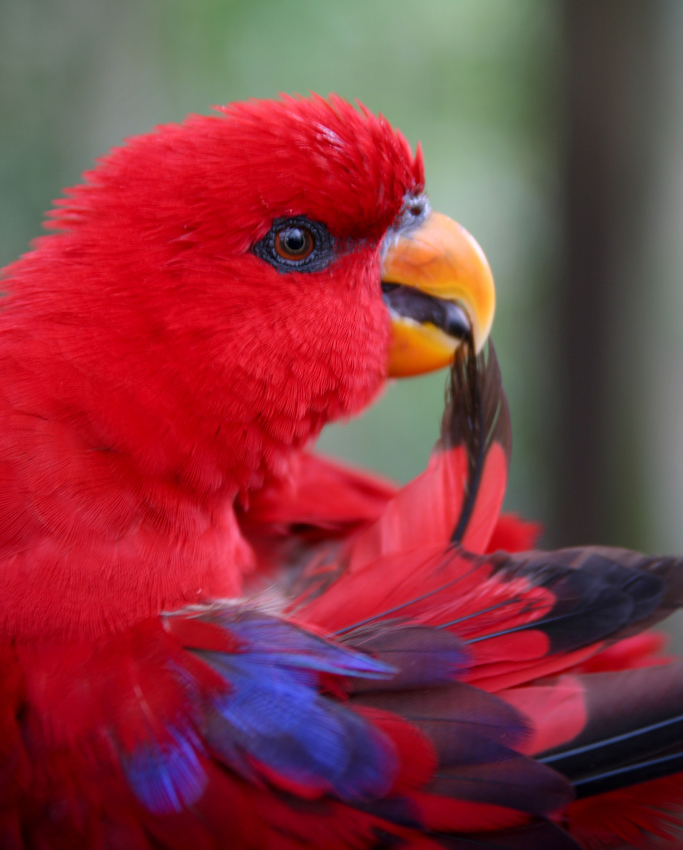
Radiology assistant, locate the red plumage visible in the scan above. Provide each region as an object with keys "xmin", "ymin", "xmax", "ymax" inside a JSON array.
[
  {"xmin": 2, "ymin": 94, "xmax": 683, "ymax": 850},
  {"xmin": 0, "ymin": 95, "xmax": 422, "ymax": 639}
]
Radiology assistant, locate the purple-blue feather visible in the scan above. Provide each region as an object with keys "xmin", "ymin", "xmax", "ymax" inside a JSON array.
[
  {"xmin": 123, "ymin": 725, "xmax": 207, "ymax": 815},
  {"xmin": 123, "ymin": 607, "xmax": 398, "ymax": 813}
]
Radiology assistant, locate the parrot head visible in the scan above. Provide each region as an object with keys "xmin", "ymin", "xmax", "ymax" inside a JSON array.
[
  {"xmin": 4, "ymin": 94, "xmax": 495, "ymax": 494},
  {"xmin": 0, "ymin": 94, "xmax": 497, "ymax": 636}
]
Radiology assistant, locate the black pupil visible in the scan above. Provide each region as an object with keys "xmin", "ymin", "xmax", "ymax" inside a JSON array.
[{"xmin": 283, "ymin": 228, "xmax": 307, "ymax": 253}]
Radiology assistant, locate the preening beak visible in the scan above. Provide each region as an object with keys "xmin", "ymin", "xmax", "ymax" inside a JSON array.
[{"xmin": 382, "ymin": 211, "xmax": 495, "ymax": 377}]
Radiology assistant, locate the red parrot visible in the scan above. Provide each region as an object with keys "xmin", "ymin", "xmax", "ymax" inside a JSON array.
[{"xmin": 2, "ymin": 94, "xmax": 683, "ymax": 850}]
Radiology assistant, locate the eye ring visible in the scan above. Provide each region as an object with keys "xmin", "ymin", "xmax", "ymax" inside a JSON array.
[
  {"xmin": 252, "ymin": 216, "xmax": 335, "ymax": 274},
  {"xmin": 274, "ymin": 226, "xmax": 314, "ymax": 261}
]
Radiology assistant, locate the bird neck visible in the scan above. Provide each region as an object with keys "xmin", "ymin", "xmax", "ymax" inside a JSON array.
[{"xmin": 0, "ymin": 235, "xmax": 390, "ymax": 638}]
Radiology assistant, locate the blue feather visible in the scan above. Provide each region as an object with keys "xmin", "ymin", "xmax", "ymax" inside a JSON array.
[
  {"xmin": 208, "ymin": 609, "xmax": 397, "ymax": 678},
  {"xmin": 123, "ymin": 725, "xmax": 207, "ymax": 815},
  {"xmin": 125, "ymin": 608, "xmax": 399, "ymax": 813},
  {"xmin": 198, "ymin": 644, "xmax": 398, "ymax": 801}
]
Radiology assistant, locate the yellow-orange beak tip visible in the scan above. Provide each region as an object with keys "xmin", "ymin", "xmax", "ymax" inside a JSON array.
[{"xmin": 381, "ymin": 212, "xmax": 495, "ymax": 378}]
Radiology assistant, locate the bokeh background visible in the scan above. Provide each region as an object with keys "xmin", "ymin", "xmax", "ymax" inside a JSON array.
[{"xmin": 1, "ymin": 0, "xmax": 682, "ymax": 561}]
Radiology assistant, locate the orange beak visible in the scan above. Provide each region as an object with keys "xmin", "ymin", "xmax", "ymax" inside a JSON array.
[{"xmin": 382, "ymin": 211, "xmax": 495, "ymax": 377}]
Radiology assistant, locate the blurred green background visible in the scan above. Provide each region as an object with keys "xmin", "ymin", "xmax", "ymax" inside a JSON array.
[{"xmin": 1, "ymin": 0, "xmax": 682, "ymax": 559}]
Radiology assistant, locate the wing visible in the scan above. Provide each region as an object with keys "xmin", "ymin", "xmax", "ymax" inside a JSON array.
[
  {"xmin": 11, "ymin": 550, "xmax": 683, "ymax": 849},
  {"xmin": 6, "ymin": 605, "xmax": 575, "ymax": 848},
  {"xmin": 11, "ymin": 346, "xmax": 683, "ymax": 849}
]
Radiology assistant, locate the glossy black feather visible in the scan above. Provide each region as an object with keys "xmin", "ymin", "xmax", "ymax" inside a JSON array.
[
  {"xmin": 443, "ymin": 341, "xmax": 511, "ymax": 544},
  {"xmin": 539, "ymin": 662, "xmax": 683, "ymax": 797},
  {"xmin": 426, "ymin": 751, "xmax": 572, "ymax": 816},
  {"xmin": 353, "ymin": 682, "xmax": 532, "ymax": 763},
  {"xmin": 570, "ymin": 751, "xmax": 683, "ymax": 798},
  {"xmin": 468, "ymin": 548, "xmax": 674, "ymax": 654},
  {"xmin": 345, "ymin": 625, "xmax": 472, "ymax": 692}
]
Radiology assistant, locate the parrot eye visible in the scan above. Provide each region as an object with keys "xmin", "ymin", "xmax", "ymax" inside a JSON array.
[
  {"xmin": 274, "ymin": 226, "xmax": 314, "ymax": 260},
  {"xmin": 252, "ymin": 217, "xmax": 334, "ymax": 273}
]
